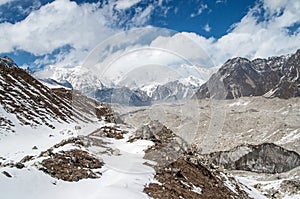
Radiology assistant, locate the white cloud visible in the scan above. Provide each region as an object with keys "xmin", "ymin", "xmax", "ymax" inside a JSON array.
[
  {"xmin": 78, "ymin": 28, "xmax": 216, "ymax": 87},
  {"xmin": 203, "ymin": 23, "xmax": 211, "ymax": 32},
  {"xmin": 31, "ymin": 0, "xmax": 300, "ymax": 90},
  {"xmin": 115, "ymin": 0, "xmax": 141, "ymax": 10},
  {"xmin": 0, "ymin": 0, "xmax": 116, "ymax": 56},
  {"xmin": 2, "ymin": 0, "xmax": 300, "ymax": 74},
  {"xmin": 131, "ymin": 5, "xmax": 154, "ymax": 26},
  {"xmin": 190, "ymin": 4, "xmax": 208, "ymax": 18},
  {"xmin": 213, "ymin": 0, "xmax": 300, "ymax": 62},
  {"xmin": 146, "ymin": 0, "xmax": 300, "ymax": 67}
]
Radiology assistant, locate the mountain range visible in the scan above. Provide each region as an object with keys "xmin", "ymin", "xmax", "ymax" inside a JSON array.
[
  {"xmin": 34, "ymin": 49, "xmax": 300, "ymax": 106},
  {"xmin": 0, "ymin": 49, "xmax": 300, "ymax": 199},
  {"xmin": 194, "ymin": 49, "xmax": 300, "ymax": 100}
]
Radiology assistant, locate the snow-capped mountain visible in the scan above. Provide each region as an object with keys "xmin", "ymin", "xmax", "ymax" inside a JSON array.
[
  {"xmin": 141, "ymin": 80, "xmax": 194, "ymax": 101},
  {"xmin": 35, "ymin": 63, "xmax": 213, "ymax": 105},
  {"xmin": 35, "ymin": 65, "xmax": 105, "ymax": 96},
  {"xmin": 138, "ymin": 75, "xmax": 207, "ymax": 101},
  {"xmin": 195, "ymin": 49, "xmax": 300, "ymax": 99}
]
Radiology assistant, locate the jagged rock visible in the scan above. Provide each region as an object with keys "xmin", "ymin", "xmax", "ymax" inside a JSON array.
[
  {"xmin": 53, "ymin": 137, "xmax": 85, "ymax": 148},
  {"xmin": 112, "ymin": 149, "xmax": 121, "ymax": 156},
  {"xmin": 75, "ymin": 125, "xmax": 81, "ymax": 130},
  {"xmin": 0, "ymin": 56, "xmax": 111, "ymax": 129},
  {"xmin": 128, "ymin": 120, "xmax": 176, "ymax": 143},
  {"xmin": 205, "ymin": 143, "xmax": 300, "ymax": 173},
  {"xmin": 194, "ymin": 49, "xmax": 300, "ymax": 99},
  {"xmin": 280, "ymin": 180, "xmax": 300, "ymax": 195},
  {"xmin": 255, "ymin": 179, "xmax": 300, "ymax": 198},
  {"xmin": 265, "ymin": 49, "xmax": 300, "ymax": 98}
]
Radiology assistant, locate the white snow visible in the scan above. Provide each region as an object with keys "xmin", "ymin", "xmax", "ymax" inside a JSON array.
[
  {"xmin": 178, "ymin": 75, "xmax": 205, "ymax": 87},
  {"xmin": 221, "ymin": 173, "xmax": 238, "ymax": 194},
  {"xmin": 140, "ymin": 83, "xmax": 159, "ymax": 97},
  {"xmin": 234, "ymin": 176, "xmax": 268, "ymax": 199},
  {"xmin": 191, "ymin": 184, "xmax": 202, "ymax": 195},
  {"xmin": 0, "ymin": 102, "xmax": 155, "ymax": 199}
]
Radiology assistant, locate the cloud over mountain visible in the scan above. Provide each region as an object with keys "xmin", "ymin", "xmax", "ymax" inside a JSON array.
[{"xmin": 0, "ymin": 0, "xmax": 299, "ymax": 70}]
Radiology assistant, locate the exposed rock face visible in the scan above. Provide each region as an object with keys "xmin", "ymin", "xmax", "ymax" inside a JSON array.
[
  {"xmin": 95, "ymin": 81, "xmax": 196, "ymax": 106},
  {"xmin": 129, "ymin": 120, "xmax": 188, "ymax": 167},
  {"xmin": 265, "ymin": 49, "xmax": 300, "ymax": 98},
  {"xmin": 195, "ymin": 49, "xmax": 300, "ymax": 99},
  {"xmin": 95, "ymin": 87, "xmax": 151, "ymax": 106},
  {"xmin": 144, "ymin": 157, "xmax": 250, "ymax": 199},
  {"xmin": 95, "ymin": 104, "xmax": 123, "ymax": 123},
  {"xmin": 205, "ymin": 143, "xmax": 300, "ymax": 173}
]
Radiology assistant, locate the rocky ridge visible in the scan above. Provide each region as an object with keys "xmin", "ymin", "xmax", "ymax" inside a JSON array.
[
  {"xmin": 0, "ymin": 56, "xmax": 120, "ymax": 131},
  {"xmin": 195, "ymin": 49, "xmax": 300, "ymax": 99},
  {"xmin": 128, "ymin": 121, "xmax": 251, "ymax": 198}
]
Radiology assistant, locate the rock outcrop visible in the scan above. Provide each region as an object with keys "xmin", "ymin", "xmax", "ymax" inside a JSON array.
[
  {"xmin": 0, "ymin": 56, "xmax": 119, "ymax": 131},
  {"xmin": 40, "ymin": 149, "xmax": 103, "ymax": 182},
  {"xmin": 129, "ymin": 120, "xmax": 188, "ymax": 167},
  {"xmin": 144, "ymin": 156, "xmax": 251, "ymax": 199}
]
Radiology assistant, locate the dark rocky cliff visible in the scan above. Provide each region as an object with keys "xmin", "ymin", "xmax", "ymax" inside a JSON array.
[{"xmin": 194, "ymin": 49, "xmax": 300, "ymax": 99}]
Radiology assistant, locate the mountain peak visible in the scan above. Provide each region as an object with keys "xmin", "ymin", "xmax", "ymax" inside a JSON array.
[
  {"xmin": 194, "ymin": 49, "xmax": 300, "ymax": 99},
  {"xmin": 0, "ymin": 56, "xmax": 18, "ymax": 68}
]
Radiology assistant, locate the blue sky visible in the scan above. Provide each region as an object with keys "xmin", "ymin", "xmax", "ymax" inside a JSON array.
[{"xmin": 0, "ymin": 0, "xmax": 300, "ymax": 70}]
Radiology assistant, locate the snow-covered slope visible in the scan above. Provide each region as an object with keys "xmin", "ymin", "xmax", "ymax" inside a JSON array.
[
  {"xmin": 0, "ymin": 56, "xmax": 156, "ymax": 199},
  {"xmin": 0, "ymin": 60, "xmax": 106, "ymax": 131}
]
